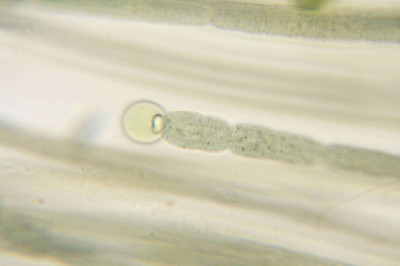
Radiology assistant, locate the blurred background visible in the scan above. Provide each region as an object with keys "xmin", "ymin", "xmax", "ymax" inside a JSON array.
[{"xmin": 0, "ymin": 0, "xmax": 400, "ymax": 265}]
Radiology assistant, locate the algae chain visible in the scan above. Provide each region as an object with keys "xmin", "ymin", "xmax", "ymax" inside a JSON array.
[
  {"xmin": 30, "ymin": 0, "xmax": 400, "ymax": 42},
  {"xmin": 122, "ymin": 101, "xmax": 400, "ymax": 177}
]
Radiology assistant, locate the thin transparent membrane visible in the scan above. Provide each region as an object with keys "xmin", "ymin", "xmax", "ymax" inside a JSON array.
[{"xmin": 0, "ymin": 1, "xmax": 400, "ymax": 265}]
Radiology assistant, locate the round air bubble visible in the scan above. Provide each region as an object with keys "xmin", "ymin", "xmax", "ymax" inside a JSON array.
[{"xmin": 122, "ymin": 101, "xmax": 165, "ymax": 144}]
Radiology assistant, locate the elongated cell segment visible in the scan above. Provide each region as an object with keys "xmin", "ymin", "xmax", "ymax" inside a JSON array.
[
  {"xmin": 323, "ymin": 145, "xmax": 400, "ymax": 177},
  {"xmin": 296, "ymin": 0, "xmax": 327, "ymax": 10},
  {"xmin": 161, "ymin": 111, "xmax": 232, "ymax": 151},
  {"xmin": 122, "ymin": 101, "xmax": 165, "ymax": 144},
  {"xmin": 229, "ymin": 124, "xmax": 324, "ymax": 164}
]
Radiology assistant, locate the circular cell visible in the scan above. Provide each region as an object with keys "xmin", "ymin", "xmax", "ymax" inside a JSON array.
[{"xmin": 122, "ymin": 101, "xmax": 165, "ymax": 144}]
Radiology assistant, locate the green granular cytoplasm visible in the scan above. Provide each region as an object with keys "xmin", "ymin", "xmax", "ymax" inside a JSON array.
[{"xmin": 161, "ymin": 111, "xmax": 232, "ymax": 151}]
